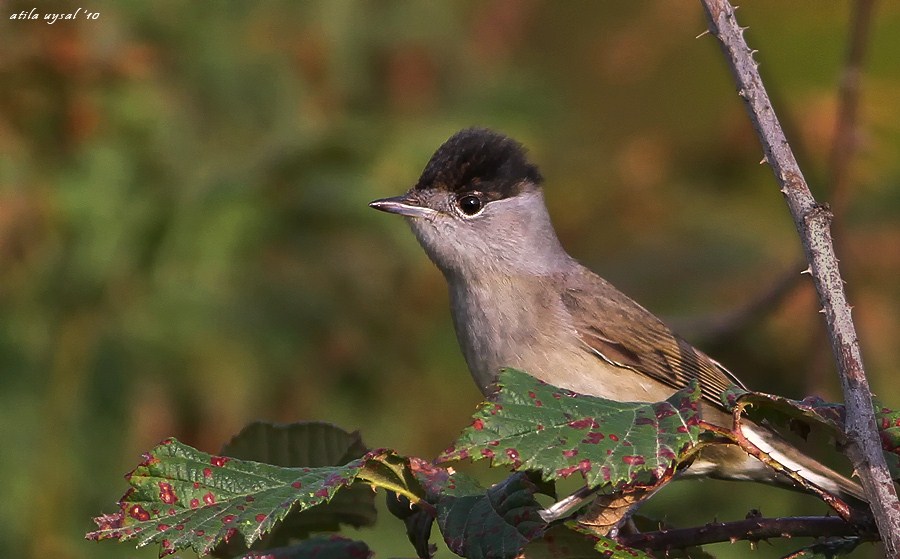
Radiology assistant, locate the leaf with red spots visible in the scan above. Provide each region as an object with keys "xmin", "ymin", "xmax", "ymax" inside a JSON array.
[
  {"xmin": 438, "ymin": 369, "xmax": 702, "ymax": 491},
  {"xmin": 213, "ymin": 422, "xmax": 376, "ymax": 557},
  {"xmin": 86, "ymin": 439, "xmax": 418, "ymax": 557},
  {"xmin": 437, "ymin": 471, "xmax": 546, "ymax": 559},
  {"xmin": 723, "ymin": 388, "xmax": 900, "ymax": 481}
]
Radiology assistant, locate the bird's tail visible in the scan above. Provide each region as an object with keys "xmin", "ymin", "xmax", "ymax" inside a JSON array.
[{"xmin": 690, "ymin": 421, "xmax": 866, "ymax": 504}]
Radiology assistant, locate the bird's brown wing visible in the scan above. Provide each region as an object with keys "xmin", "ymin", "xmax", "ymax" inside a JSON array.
[
  {"xmin": 561, "ymin": 271, "xmax": 745, "ymax": 409},
  {"xmin": 560, "ymin": 270, "xmax": 868, "ymax": 503}
]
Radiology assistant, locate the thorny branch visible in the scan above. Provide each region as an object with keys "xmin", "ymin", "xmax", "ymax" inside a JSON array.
[
  {"xmin": 619, "ymin": 515, "xmax": 869, "ymax": 552},
  {"xmin": 699, "ymin": 0, "xmax": 900, "ymax": 554}
]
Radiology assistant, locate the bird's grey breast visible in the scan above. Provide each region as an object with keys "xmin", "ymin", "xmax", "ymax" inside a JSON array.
[{"xmin": 448, "ymin": 269, "xmax": 680, "ymax": 403}]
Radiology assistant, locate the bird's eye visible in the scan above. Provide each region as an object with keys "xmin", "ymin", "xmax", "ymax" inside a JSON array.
[{"xmin": 457, "ymin": 194, "xmax": 483, "ymax": 216}]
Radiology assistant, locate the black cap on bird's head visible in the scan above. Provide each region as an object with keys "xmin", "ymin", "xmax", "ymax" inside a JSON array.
[
  {"xmin": 414, "ymin": 128, "xmax": 543, "ymax": 201},
  {"xmin": 369, "ymin": 128, "xmax": 543, "ymax": 219}
]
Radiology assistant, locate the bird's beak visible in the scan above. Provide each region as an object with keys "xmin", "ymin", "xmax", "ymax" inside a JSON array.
[{"xmin": 369, "ymin": 193, "xmax": 438, "ymax": 219}]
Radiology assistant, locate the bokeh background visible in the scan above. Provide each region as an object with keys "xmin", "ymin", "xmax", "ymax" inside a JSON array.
[{"xmin": 1, "ymin": 1, "xmax": 898, "ymax": 558}]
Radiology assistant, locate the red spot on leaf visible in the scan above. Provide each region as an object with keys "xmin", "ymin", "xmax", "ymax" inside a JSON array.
[
  {"xmin": 315, "ymin": 488, "xmax": 329, "ymax": 498},
  {"xmin": 203, "ymin": 492, "xmax": 216, "ymax": 505},
  {"xmin": 91, "ymin": 512, "xmax": 125, "ymax": 532},
  {"xmin": 246, "ymin": 495, "xmax": 255, "ymax": 502},
  {"xmin": 175, "ymin": 524, "xmax": 184, "ymax": 531},
  {"xmin": 582, "ymin": 432, "xmax": 605, "ymax": 444},
  {"xmin": 222, "ymin": 515, "xmax": 236, "ymax": 524},
  {"xmin": 192, "ymin": 482, "xmax": 200, "ymax": 489},
  {"xmin": 472, "ymin": 418, "xmax": 484, "ymax": 431},
  {"xmin": 608, "ymin": 434, "xmax": 619, "ymax": 442},
  {"xmin": 157, "ymin": 524, "xmax": 169, "ymax": 531},
  {"xmin": 567, "ymin": 418, "xmax": 596, "ymax": 430},
  {"xmin": 634, "ymin": 417, "xmax": 655, "ymax": 426},
  {"xmin": 555, "ymin": 459, "xmax": 591, "ymax": 478},
  {"xmin": 223, "ymin": 527, "xmax": 237, "ymax": 542},
  {"xmin": 481, "ymin": 448, "xmax": 495, "ymax": 459},
  {"xmin": 622, "ymin": 455, "xmax": 645, "ymax": 466},
  {"xmin": 488, "ymin": 439, "xmax": 499, "ymax": 446},
  {"xmin": 556, "ymin": 465, "xmax": 578, "ymax": 477},
  {"xmin": 137, "ymin": 452, "xmax": 160, "ymax": 468},
  {"xmin": 534, "ymin": 400, "xmax": 543, "ymax": 407},
  {"xmin": 210, "ymin": 456, "xmax": 229, "ymax": 467},
  {"xmin": 528, "ymin": 391, "xmax": 537, "ymax": 399},
  {"xmin": 203, "ymin": 467, "xmax": 213, "ymax": 478},
  {"xmin": 189, "ymin": 498, "xmax": 200, "ymax": 509},
  {"xmin": 658, "ymin": 447, "xmax": 676, "ymax": 461},
  {"xmin": 128, "ymin": 505, "xmax": 150, "ymax": 521},
  {"xmin": 255, "ymin": 513, "xmax": 267, "ymax": 522},
  {"xmin": 506, "ymin": 448, "xmax": 519, "ymax": 461},
  {"xmin": 195, "ymin": 529, "xmax": 205, "ymax": 536},
  {"xmin": 158, "ymin": 482, "xmax": 178, "ymax": 505},
  {"xmin": 656, "ymin": 408, "xmax": 676, "ymax": 420},
  {"xmin": 292, "ymin": 481, "xmax": 302, "ymax": 489},
  {"xmin": 563, "ymin": 449, "xmax": 578, "ymax": 458}
]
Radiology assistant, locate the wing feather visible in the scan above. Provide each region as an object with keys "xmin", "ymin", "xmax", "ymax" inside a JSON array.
[{"xmin": 561, "ymin": 270, "xmax": 745, "ymax": 409}]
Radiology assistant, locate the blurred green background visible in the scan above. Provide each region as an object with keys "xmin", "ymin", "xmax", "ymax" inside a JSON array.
[{"xmin": 1, "ymin": 1, "xmax": 898, "ymax": 558}]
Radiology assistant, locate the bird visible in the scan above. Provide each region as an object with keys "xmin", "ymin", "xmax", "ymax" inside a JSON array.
[{"xmin": 369, "ymin": 127, "xmax": 864, "ymax": 507}]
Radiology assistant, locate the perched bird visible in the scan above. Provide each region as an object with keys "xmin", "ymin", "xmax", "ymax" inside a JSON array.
[{"xmin": 370, "ymin": 127, "xmax": 863, "ymax": 505}]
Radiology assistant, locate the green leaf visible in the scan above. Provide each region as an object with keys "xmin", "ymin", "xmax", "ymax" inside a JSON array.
[
  {"xmin": 213, "ymin": 421, "xmax": 376, "ymax": 556},
  {"xmin": 86, "ymin": 438, "xmax": 409, "ymax": 557},
  {"xmin": 517, "ymin": 524, "xmax": 609, "ymax": 558},
  {"xmin": 721, "ymin": 387, "xmax": 846, "ymax": 437},
  {"xmin": 439, "ymin": 369, "xmax": 702, "ymax": 490},
  {"xmin": 437, "ymin": 472, "xmax": 546, "ymax": 559}
]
